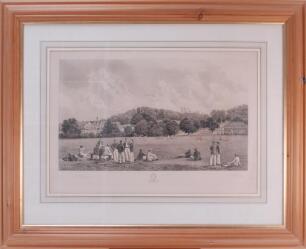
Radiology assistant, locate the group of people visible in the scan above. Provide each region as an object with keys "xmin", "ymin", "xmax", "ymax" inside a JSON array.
[
  {"xmin": 86, "ymin": 138, "xmax": 135, "ymax": 163},
  {"xmin": 209, "ymin": 141, "xmax": 241, "ymax": 167},
  {"xmin": 136, "ymin": 149, "xmax": 158, "ymax": 162},
  {"xmin": 64, "ymin": 138, "xmax": 241, "ymax": 167},
  {"xmin": 64, "ymin": 138, "xmax": 159, "ymax": 164},
  {"xmin": 183, "ymin": 148, "xmax": 202, "ymax": 161},
  {"xmin": 182, "ymin": 141, "xmax": 241, "ymax": 167}
]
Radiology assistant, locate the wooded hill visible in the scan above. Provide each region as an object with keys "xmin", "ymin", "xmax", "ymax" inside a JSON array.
[
  {"xmin": 59, "ymin": 105, "xmax": 248, "ymax": 138},
  {"xmin": 101, "ymin": 105, "xmax": 248, "ymax": 137},
  {"xmin": 109, "ymin": 105, "xmax": 247, "ymax": 125}
]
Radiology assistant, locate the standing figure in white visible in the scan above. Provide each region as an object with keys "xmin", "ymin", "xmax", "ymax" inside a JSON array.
[{"xmin": 124, "ymin": 138, "xmax": 131, "ymax": 163}]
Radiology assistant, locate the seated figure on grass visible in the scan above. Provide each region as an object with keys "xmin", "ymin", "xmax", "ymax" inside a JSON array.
[
  {"xmin": 78, "ymin": 145, "xmax": 91, "ymax": 160},
  {"xmin": 63, "ymin": 153, "xmax": 79, "ymax": 162},
  {"xmin": 190, "ymin": 148, "xmax": 201, "ymax": 161},
  {"xmin": 91, "ymin": 144, "xmax": 100, "ymax": 160},
  {"xmin": 185, "ymin": 149, "xmax": 192, "ymax": 158},
  {"xmin": 224, "ymin": 154, "xmax": 241, "ymax": 167},
  {"xmin": 176, "ymin": 149, "xmax": 191, "ymax": 159},
  {"xmin": 78, "ymin": 145, "xmax": 87, "ymax": 158},
  {"xmin": 136, "ymin": 149, "xmax": 146, "ymax": 161},
  {"xmin": 101, "ymin": 144, "xmax": 113, "ymax": 161},
  {"xmin": 146, "ymin": 149, "xmax": 158, "ymax": 161}
]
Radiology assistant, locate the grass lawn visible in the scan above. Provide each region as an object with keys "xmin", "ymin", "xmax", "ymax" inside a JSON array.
[{"xmin": 59, "ymin": 131, "xmax": 247, "ymax": 171}]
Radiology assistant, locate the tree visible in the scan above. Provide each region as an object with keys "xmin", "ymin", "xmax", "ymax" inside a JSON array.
[
  {"xmin": 210, "ymin": 110, "xmax": 226, "ymax": 124},
  {"xmin": 131, "ymin": 111, "xmax": 156, "ymax": 125},
  {"xmin": 141, "ymin": 112, "xmax": 156, "ymax": 123},
  {"xmin": 157, "ymin": 109, "xmax": 165, "ymax": 120},
  {"xmin": 226, "ymin": 105, "xmax": 248, "ymax": 124},
  {"xmin": 163, "ymin": 119, "xmax": 179, "ymax": 136},
  {"xmin": 193, "ymin": 119, "xmax": 201, "ymax": 129},
  {"xmin": 130, "ymin": 113, "xmax": 144, "ymax": 125},
  {"xmin": 200, "ymin": 114, "xmax": 210, "ymax": 128},
  {"xmin": 61, "ymin": 118, "xmax": 81, "ymax": 138},
  {"xmin": 179, "ymin": 118, "xmax": 198, "ymax": 134},
  {"xmin": 102, "ymin": 119, "xmax": 113, "ymax": 135},
  {"xmin": 111, "ymin": 116, "xmax": 130, "ymax": 125},
  {"xmin": 147, "ymin": 122, "xmax": 164, "ymax": 137},
  {"xmin": 101, "ymin": 119, "xmax": 121, "ymax": 137},
  {"xmin": 124, "ymin": 126, "xmax": 134, "ymax": 137},
  {"xmin": 206, "ymin": 117, "xmax": 219, "ymax": 133},
  {"xmin": 135, "ymin": 120, "xmax": 149, "ymax": 136}
]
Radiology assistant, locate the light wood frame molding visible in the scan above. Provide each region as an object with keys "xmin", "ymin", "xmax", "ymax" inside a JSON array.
[{"xmin": 0, "ymin": 0, "xmax": 305, "ymax": 248}]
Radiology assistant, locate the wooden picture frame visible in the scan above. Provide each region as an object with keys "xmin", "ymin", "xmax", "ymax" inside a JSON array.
[{"xmin": 0, "ymin": 0, "xmax": 305, "ymax": 248}]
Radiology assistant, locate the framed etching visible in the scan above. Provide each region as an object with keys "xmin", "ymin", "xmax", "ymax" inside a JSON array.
[
  {"xmin": 41, "ymin": 41, "xmax": 266, "ymax": 203},
  {"xmin": 0, "ymin": 0, "xmax": 305, "ymax": 248}
]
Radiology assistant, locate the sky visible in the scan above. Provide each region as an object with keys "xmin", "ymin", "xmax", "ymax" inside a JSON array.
[{"xmin": 58, "ymin": 49, "xmax": 257, "ymax": 121}]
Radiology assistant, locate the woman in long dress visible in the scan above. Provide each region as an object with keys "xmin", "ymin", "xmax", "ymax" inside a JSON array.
[{"xmin": 103, "ymin": 144, "xmax": 113, "ymax": 160}]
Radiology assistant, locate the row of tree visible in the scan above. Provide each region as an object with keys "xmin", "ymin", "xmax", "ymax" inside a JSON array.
[
  {"xmin": 101, "ymin": 117, "xmax": 179, "ymax": 138},
  {"xmin": 59, "ymin": 105, "xmax": 248, "ymax": 138},
  {"xmin": 101, "ymin": 105, "xmax": 247, "ymax": 137},
  {"xmin": 59, "ymin": 118, "xmax": 82, "ymax": 138},
  {"xmin": 109, "ymin": 105, "xmax": 247, "ymax": 126}
]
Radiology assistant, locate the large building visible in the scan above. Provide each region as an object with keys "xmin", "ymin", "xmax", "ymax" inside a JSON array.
[
  {"xmin": 113, "ymin": 122, "xmax": 135, "ymax": 133},
  {"xmin": 79, "ymin": 119, "xmax": 105, "ymax": 136},
  {"xmin": 214, "ymin": 121, "xmax": 248, "ymax": 135}
]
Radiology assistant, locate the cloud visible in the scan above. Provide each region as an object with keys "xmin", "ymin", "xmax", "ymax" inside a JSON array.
[{"xmin": 59, "ymin": 50, "xmax": 255, "ymax": 121}]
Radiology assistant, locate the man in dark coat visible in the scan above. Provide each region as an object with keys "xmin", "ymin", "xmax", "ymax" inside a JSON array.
[{"xmin": 117, "ymin": 140, "xmax": 125, "ymax": 164}]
